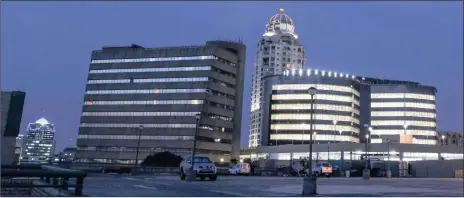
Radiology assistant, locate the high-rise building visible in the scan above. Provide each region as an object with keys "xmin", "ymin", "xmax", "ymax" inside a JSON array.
[
  {"xmin": 15, "ymin": 134, "xmax": 25, "ymax": 164},
  {"xmin": 21, "ymin": 118, "xmax": 55, "ymax": 163},
  {"xmin": 249, "ymin": 9, "xmax": 305, "ymax": 148},
  {"xmin": 1, "ymin": 91, "xmax": 26, "ymax": 165},
  {"xmin": 75, "ymin": 41, "xmax": 245, "ymax": 164}
]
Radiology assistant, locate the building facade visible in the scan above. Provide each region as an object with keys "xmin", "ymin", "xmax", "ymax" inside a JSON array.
[
  {"xmin": 75, "ymin": 41, "xmax": 245, "ymax": 164},
  {"xmin": 1, "ymin": 91, "xmax": 26, "ymax": 165},
  {"xmin": 437, "ymin": 131, "xmax": 464, "ymax": 146},
  {"xmin": 259, "ymin": 68, "xmax": 438, "ymax": 146},
  {"xmin": 249, "ymin": 8, "xmax": 305, "ymax": 148},
  {"xmin": 21, "ymin": 118, "xmax": 55, "ymax": 163}
]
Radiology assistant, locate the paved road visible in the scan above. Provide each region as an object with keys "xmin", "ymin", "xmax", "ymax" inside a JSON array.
[{"xmin": 73, "ymin": 174, "xmax": 464, "ymax": 197}]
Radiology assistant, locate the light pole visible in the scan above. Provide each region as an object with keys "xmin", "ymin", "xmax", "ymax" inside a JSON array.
[
  {"xmin": 302, "ymin": 86, "xmax": 317, "ymax": 195},
  {"xmin": 362, "ymin": 125, "xmax": 372, "ymax": 180},
  {"xmin": 339, "ymin": 130, "xmax": 344, "ymax": 175},
  {"xmin": 133, "ymin": 125, "xmax": 144, "ymax": 173},
  {"xmin": 403, "ymin": 124, "xmax": 408, "ymax": 135},
  {"xmin": 441, "ymin": 135, "xmax": 445, "ymax": 145},
  {"xmin": 386, "ymin": 139, "xmax": 391, "ymax": 178},
  {"xmin": 332, "ymin": 120, "xmax": 337, "ymax": 143},
  {"xmin": 187, "ymin": 113, "xmax": 201, "ymax": 181}
]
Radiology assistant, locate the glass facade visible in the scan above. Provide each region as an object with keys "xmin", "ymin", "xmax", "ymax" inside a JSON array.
[{"xmin": 21, "ymin": 118, "xmax": 55, "ymax": 164}]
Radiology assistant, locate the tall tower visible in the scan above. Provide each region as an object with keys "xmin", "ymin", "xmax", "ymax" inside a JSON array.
[
  {"xmin": 21, "ymin": 118, "xmax": 55, "ymax": 163},
  {"xmin": 248, "ymin": 9, "xmax": 305, "ymax": 147}
]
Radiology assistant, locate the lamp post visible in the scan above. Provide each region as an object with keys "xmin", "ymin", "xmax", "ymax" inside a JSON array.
[
  {"xmin": 386, "ymin": 139, "xmax": 392, "ymax": 178},
  {"xmin": 339, "ymin": 130, "xmax": 344, "ymax": 175},
  {"xmin": 332, "ymin": 120, "xmax": 337, "ymax": 143},
  {"xmin": 302, "ymin": 87, "xmax": 317, "ymax": 195},
  {"xmin": 362, "ymin": 125, "xmax": 372, "ymax": 180},
  {"xmin": 186, "ymin": 113, "xmax": 201, "ymax": 181},
  {"xmin": 441, "ymin": 135, "xmax": 445, "ymax": 145},
  {"xmin": 133, "ymin": 125, "xmax": 144, "ymax": 173},
  {"xmin": 403, "ymin": 124, "xmax": 408, "ymax": 135}
]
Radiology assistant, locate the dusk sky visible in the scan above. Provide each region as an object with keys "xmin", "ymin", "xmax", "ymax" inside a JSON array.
[{"xmin": 2, "ymin": 2, "xmax": 462, "ymax": 152}]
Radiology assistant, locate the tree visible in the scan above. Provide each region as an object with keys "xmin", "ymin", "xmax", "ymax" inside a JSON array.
[
  {"xmin": 141, "ymin": 151, "xmax": 183, "ymax": 167},
  {"xmin": 230, "ymin": 158, "xmax": 238, "ymax": 164}
]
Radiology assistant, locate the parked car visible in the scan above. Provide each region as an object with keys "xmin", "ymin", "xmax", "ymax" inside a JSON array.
[
  {"xmin": 308, "ymin": 162, "xmax": 333, "ymax": 177},
  {"xmin": 228, "ymin": 163, "xmax": 251, "ymax": 175},
  {"xmin": 179, "ymin": 156, "xmax": 217, "ymax": 181}
]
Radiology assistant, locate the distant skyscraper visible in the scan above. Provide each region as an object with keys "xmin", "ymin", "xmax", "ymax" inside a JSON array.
[
  {"xmin": 75, "ymin": 41, "xmax": 246, "ymax": 164},
  {"xmin": 21, "ymin": 118, "xmax": 55, "ymax": 163},
  {"xmin": 249, "ymin": 9, "xmax": 305, "ymax": 147}
]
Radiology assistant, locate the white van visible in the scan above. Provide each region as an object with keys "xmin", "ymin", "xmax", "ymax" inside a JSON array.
[{"xmin": 228, "ymin": 163, "xmax": 251, "ymax": 175}]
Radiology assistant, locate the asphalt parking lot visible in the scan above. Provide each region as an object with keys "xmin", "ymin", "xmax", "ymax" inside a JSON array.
[{"xmin": 74, "ymin": 174, "xmax": 464, "ymax": 197}]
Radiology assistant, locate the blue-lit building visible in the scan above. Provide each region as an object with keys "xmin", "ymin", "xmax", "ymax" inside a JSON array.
[{"xmin": 21, "ymin": 118, "xmax": 56, "ymax": 163}]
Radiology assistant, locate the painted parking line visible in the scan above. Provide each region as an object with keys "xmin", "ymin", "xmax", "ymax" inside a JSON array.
[{"xmin": 133, "ymin": 185, "xmax": 157, "ymax": 190}]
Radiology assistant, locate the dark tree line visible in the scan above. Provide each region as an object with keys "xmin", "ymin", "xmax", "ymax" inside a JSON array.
[{"xmin": 142, "ymin": 151, "xmax": 183, "ymax": 167}]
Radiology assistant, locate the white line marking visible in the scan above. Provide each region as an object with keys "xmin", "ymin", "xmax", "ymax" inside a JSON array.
[
  {"xmin": 133, "ymin": 185, "xmax": 157, "ymax": 190},
  {"xmin": 209, "ymin": 189, "xmax": 248, "ymax": 196}
]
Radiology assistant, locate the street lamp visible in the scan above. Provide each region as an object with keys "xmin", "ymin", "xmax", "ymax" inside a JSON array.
[
  {"xmin": 332, "ymin": 120, "xmax": 337, "ymax": 143},
  {"xmin": 403, "ymin": 124, "xmax": 408, "ymax": 135},
  {"xmin": 441, "ymin": 135, "xmax": 446, "ymax": 145},
  {"xmin": 302, "ymin": 87, "xmax": 317, "ymax": 195},
  {"xmin": 186, "ymin": 113, "xmax": 201, "ymax": 181},
  {"xmin": 363, "ymin": 125, "xmax": 372, "ymax": 180},
  {"xmin": 133, "ymin": 125, "xmax": 144, "ymax": 173},
  {"xmin": 386, "ymin": 139, "xmax": 392, "ymax": 178}
]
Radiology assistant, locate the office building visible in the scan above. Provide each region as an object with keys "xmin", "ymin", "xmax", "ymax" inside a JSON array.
[
  {"xmin": 14, "ymin": 134, "xmax": 25, "ymax": 164},
  {"xmin": 75, "ymin": 41, "xmax": 246, "ymax": 164},
  {"xmin": 21, "ymin": 118, "xmax": 55, "ymax": 163},
  {"xmin": 1, "ymin": 91, "xmax": 26, "ymax": 165},
  {"xmin": 260, "ymin": 68, "xmax": 438, "ymax": 146},
  {"xmin": 437, "ymin": 131, "xmax": 464, "ymax": 146},
  {"xmin": 249, "ymin": 8, "xmax": 305, "ymax": 148}
]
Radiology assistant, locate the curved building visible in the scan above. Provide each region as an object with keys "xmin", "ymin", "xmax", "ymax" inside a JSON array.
[
  {"xmin": 262, "ymin": 69, "xmax": 361, "ymax": 145},
  {"xmin": 249, "ymin": 8, "xmax": 305, "ymax": 147},
  {"xmin": 260, "ymin": 68, "xmax": 438, "ymax": 146},
  {"xmin": 21, "ymin": 118, "xmax": 55, "ymax": 163}
]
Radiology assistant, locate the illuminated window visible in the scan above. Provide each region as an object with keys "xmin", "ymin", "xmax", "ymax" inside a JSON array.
[
  {"xmin": 273, "ymin": 94, "xmax": 359, "ymax": 105},
  {"xmin": 371, "ymin": 111, "xmax": 436, "ymax": 118},
  {"xmin": 87, "ymin": 77, "xmax": 209, "ymax": 84},
  {"xmin": 80, "ymin": 123, "xmax": 196, "ymax": 128},
  {"xmin": 269, "ymin": 134, "xmax": 359, "ymax": 143},
  {"xmin": 271, "ymin": 104, "xmax": 360, "ymax": 115},
  {"xmin": 85, "ymin": 89, "xmax": 206, "ymax": 95},
  {"xmin": 273, "ymin": 84, "xmax": 360, "ymax": 97},
  {"xmin": 78, "ymin": 135, "xmax": 194, "ymax": 140},
  {"xmin": 371, "ymin": 129, "xmax": 436, "ymax": 136},
  {"xmin": 371, "ymin": 93, "xmax": 435, "ymax": 101},
  {"xmin": 371, "ymin": 120, "xmax": 436, "ymax": 127},
  {"xmin": 89, "ymin": 66, "xmax": 211, "ymax": 74},
  {"xmin": 82, "ymin": 112, "xmax": 201, "ymax": 117},
  {"xmin": 91, "ymin": 56, "xmax": 214, "ymax": 64},
  {"xmin": 371, "ymin": 102, "xmax": 435, "ymax": 109},
  {"xmin": 271, "ymin": 114, "xmax": 359, "ymax": 124},
  {"xmin": 83, "ymin": 100, "xmax": 203, "ymax": 105},
  {"xmin": 270, "ymin": 124, "xmax": 359, "ymax": 133},
  {"xmin": 87, "ymin": 79, "xmax": 131, "ymax": 84}
]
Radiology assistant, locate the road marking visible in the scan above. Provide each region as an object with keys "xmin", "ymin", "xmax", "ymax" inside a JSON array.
[
  {"xmin": 209, "ymin": 189, "xmax": 248, "ymax": 196},
  {"xmin": 133, "ymin": 185, "xmax": 157, "ymax": 190}
]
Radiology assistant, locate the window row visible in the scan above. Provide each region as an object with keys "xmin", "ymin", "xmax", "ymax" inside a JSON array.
[
  {"xmin": 272, "ymin": 84, "xmax": 360, "ymax": 97},
  {"xmin": 411, "ymin": 139, "xmax": 437, "ymax": 145},
  {"xmin": 272, "ymin": 94, "xmax": 360, "ymax": 106},
  {"xmin": 284, "ymin": 69, "xmax": 356, "ymax": 79},
  {"xmin": 85, "ymin": 100, "xmax": 203, "ymax": 105},
  {"xmin": 271, "ymin": 104, "xmax": 360, "ymax": 115},
  {"xmin": 371, "ymin": 102, "xmax": 436, "ymax": 109},
  {"xmin": 87, "ymin": 77, "xmax": 209, "ymax": 84},
  {"xmin": 78, "ymin": 135, "xmax": 194, "ymax": 140},
  {"xmin": 82, "ymin": 111, "xmax": 201, "ymax": 117},
  {"xmin": 77, "ymin": 146, "xmax": 191, "ymax": 153},
  {"xmin": 270, "ymin": 124, "xmax": 360, "ymax": 133},
  {"xmin": 371, "ymin": 111, "xmax": 436, "ymax": 118},
  {"xmin": 441, "ymin": 153, "xmax": 464, "ymax": 160},
  {"xmin": 91, "ymin": 55, "xmax": 214, "ymax": 64},
  {"xmin": 370, "ymin": 120, "xmax": 436, "ymax": 127},
  {"xmin": 89, "ymin": 66, "xmax": 211, "ymax": 74},
  {"xmin": 80, "ymin": 123, "xmax": 196, "ymax": 128},
  {"xmin": 371, "ymin": 93, "xmax": 435, "ymax": 101},
  {"xmin": 271, "ymin": 114, "xmax": 359, "ymax": 124},
  {"xmin": 370, "ymin": 129, "xmax": 436, "ymax": 136},
  {"xmin": 269, "ymin": 134, "xmax": 359, "ymax": 143},
  {"xmin": 86, "ymin": 88, "xmax": 206, "ymax": 95}
]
